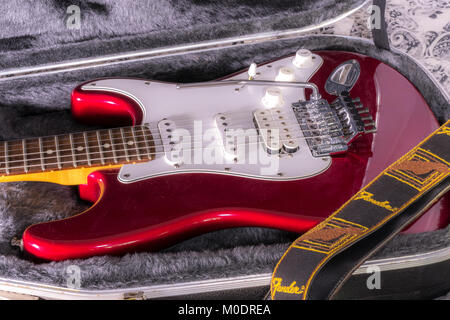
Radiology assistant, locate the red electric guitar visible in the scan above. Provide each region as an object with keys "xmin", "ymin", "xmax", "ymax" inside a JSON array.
[{"xmin": 1, "ymin": 50, "xmax": 448, "ymax": 260}]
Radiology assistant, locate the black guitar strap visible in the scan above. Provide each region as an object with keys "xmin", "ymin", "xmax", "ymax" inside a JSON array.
[{"xmin": 270, "ymin": 120, "xmax": 450, "ymax": 300}]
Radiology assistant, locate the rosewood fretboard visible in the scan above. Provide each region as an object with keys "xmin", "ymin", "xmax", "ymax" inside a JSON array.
[{"xmin": 0, "ymin": 125, "xmax": 154, "ymax": 176}]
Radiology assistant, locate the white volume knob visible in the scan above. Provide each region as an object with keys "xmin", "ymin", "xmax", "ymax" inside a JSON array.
[
  {"xmin": 262, "ymin": 88, "xmax": 284, "ymax": 108},
  {"xmin": 293, "ymin": 49, "xmax": 313, "ymax": 68},
  {"xmin": 275, "ymin": 67, "xmax": 295, "ymax": 82}
]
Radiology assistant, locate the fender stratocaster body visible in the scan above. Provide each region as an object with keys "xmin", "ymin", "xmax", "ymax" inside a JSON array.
[{"xmin": 1, "ymin": 50, "xmax": 447, "ymax": 260}]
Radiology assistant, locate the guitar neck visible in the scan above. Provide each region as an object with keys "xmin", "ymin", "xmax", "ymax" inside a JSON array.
[{"xmin": 0, "ymin": 125, "xmax": 154, "ymax": 184}]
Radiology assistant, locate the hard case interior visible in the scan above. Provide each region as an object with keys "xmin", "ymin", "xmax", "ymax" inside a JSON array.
[{"xmin": 0, "ymin": 0, "xmax": 448, "ymax": 299}]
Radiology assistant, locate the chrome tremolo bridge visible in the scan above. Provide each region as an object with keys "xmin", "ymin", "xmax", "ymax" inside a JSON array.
[{"xmin": 293, "ymin": 91, "xmax": 376, "ymax": 157}]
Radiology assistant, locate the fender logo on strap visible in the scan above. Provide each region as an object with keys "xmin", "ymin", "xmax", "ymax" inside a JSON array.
[
  {"xmin": 272, "ymin": 278, "xmax": 305, "ymax": 295},
  {"xmin": 354, "ymin": 191, "xmax": 398, "ymax": 212}
]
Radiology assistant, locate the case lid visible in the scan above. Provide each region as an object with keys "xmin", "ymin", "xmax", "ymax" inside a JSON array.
[{"xmin": 0, "ymin": 0, "xmax": 367, "ymax": 72}]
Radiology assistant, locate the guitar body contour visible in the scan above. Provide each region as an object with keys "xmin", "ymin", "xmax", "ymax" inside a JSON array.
[{"xmin": 22, "ymin": 51, "xmax": 449, "ymax": 261}]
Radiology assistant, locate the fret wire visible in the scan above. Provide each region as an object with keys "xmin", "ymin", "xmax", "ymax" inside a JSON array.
[
  {"xmin": 108, "ymin": 129, "xmax": 118, "ymax": 164},
  {"xmin": 141, "ymin": 126, "xmax": 153, "ymax": 158},
  {"xmin": 54, "ymin": 136, "xmax": 62, "ymax": 169},
  {"xmin": 96, "ymin": 131, "xmax": 105, "ymax": 165},
  {"xmin": 83, "ymin": 132, "xmax": 91, "ymax": 166},
  {"xmin": 120, "ymin": 128, "xmax": 130, "ymax": 161},
  {"xmin": 22, "ymin": 139, "xmax": 28, "ymax": 173},
  {"xmin": 4, "ymin": 142, "xmax": 9, "ymax": 174},
  {"xmin": 38, "ymin": 137, "xmax": 45, "ymax": 171},
  {"xmin": 131, "ymin": 126, "xmax": 142, "ymax": 161},
  {"xmin": 69, "ymin": 133, "xmax": 77, "ymax": 168}
]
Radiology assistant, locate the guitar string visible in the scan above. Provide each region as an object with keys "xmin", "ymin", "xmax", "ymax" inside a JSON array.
[
  {"xmin": 0, "ymin": 113, "xmax": 349, "ymax": 155},
  {"xmin": 0, "ymin": 131, "xmax": 342, "ymax": 170},
  {"xmin": 0, "ymin": 97, "xmax": 354, "ymax": 154},
  {"xmin": 0, "ymin": 128, "xmax": 344, "ymax": 167},
  {"xmin": 0, "ymin": 107, "xmax": 343, "ymax": 149},
  {"xmin": 0, "ymin": 125, "xmax": 352, "ymax": 171},
  {"xmin": 0, "ymin": 125, "xmax": 338, "ymax": 156}
]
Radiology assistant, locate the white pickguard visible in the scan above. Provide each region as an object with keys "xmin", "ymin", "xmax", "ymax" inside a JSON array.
[{"xmin": 80, "ymin": 53, "xmax": 331, "ymax": 183}]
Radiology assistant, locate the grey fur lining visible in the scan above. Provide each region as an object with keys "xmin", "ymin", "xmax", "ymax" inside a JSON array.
[{"xmin": 0, "ymin": 34, "xmax": 447, "ymax": 292}]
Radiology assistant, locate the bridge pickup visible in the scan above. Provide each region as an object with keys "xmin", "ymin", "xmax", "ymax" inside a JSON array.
[{"xmin": 253, "ymin": 108, "xmax": 300, "ymax": 155}]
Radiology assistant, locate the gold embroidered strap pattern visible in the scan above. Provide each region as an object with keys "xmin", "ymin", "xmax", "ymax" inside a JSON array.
[{"xmin": 271, "ymin": 120, "xmax": 450, "ymax": 300}]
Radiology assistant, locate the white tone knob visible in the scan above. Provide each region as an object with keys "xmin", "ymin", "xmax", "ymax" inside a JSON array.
[
  {"xmin": 275, "ymin": 67, "xmax": 296, "ymax": 82},
  {"xmin": 292, "ymin": 49, "xmax": 313, "ymax": 68},
  {"xmin": 262, "ymin": 88, "xmax": 284, "ymax": 108},
  {"xmin": 248, "ymin": 62, "xmax": 257, "ymax": 79}
]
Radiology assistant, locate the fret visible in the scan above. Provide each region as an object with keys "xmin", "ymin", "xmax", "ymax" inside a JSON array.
[
  {"xmin": 97, "ymin": 129, "xmax": 115, "ymax": 165},
  {"xmin": 24, "ymin": 138, "xmax": 43, "ymax": 174},
  {"xmin": 122, "ymin": 127, "xmax": 140, "ymax": 161},
  {"xmin": 96, "ymin": 131, "xmax": 105, "ymax": 165},
  {"xmin": 110, "ymin": 128, "xmax": 127, "ymax": 163},
  {"xmin": 69, "ymin": 134, "xmax": 77, "ymax": 167},
  {"xmin": 0, "ymin": 142, "xmax": 4, "ymax": 175},
  {"xmin": 83, "ymin": 132, "xmax": 91, "ymax": 166},
  {"xmin": 22, "ymin": 139, "xmax": 28, "ymax": 173},
  {"xmin": 38, "ymin": 137, "xmax": 45, "ymax": 171},
  {"xmin": 72, "ymin": 132, "xmax": 89, "ymax": 167},
  {"xmin": 131, "ymin": 126, "xmax": 142, "ymax": 160},
  {"xmin": 54, "ymin": 136, "xmax": 62, "ymax": 169},
  {"xmin": 85, "ymin": 131, "xmax": 103, "ymax": 165},
  {"xmin": 58, "ymin": 135, "xmax": 75, "ymax": 169},
  {"xmin": 135, "ymin": 125, "xmax": 154, "ymax": 160},
  {"xmin": 108, "ymin": 129, "xmax": 118, "ymax": 163},
  {"xmin": 120, "ymin": 128, "xmax": 130, "ymax": 161},
  {"xmin": 4, "ymin": 141, "xmax": 9, "ymax": 174},
  {"xmin": 41, "ymin": 136, "xmax": 59, "ymax": 170},
  {"xmin": 142, "ymin": 125, "xmax": 154, "ymax": 160},
  {"xmin": 7, "ymin": 140, "xmax": 26, "ymax": 174}
]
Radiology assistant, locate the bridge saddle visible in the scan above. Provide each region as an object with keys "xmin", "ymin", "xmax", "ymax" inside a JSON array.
[{"xmin": 292, "ymin": 92, "xmax": 376, "ymax": 157}]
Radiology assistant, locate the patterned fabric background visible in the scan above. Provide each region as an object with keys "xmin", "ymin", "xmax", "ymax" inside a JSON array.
[{"xmin": 314, "ymin": 0, "xmax": 450, "ymax": 97}]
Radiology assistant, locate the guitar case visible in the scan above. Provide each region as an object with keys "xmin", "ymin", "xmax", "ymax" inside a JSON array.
[{"xmin": 0, "ymin": 0, "xmax": 448, "ymax": 299}]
